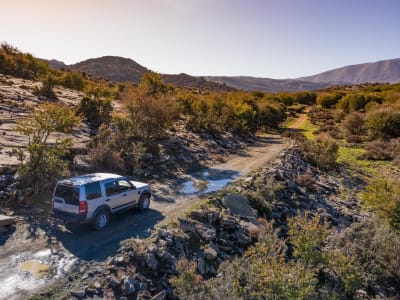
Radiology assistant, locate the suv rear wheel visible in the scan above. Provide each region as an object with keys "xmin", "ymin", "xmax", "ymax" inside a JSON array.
[
  {"xmin": 93, "ymin": 210, "xmax": 109, "ymax": 230},
  {"xmin": 138, "ymin": 194, "xmax": 150, "ymax": 210}
]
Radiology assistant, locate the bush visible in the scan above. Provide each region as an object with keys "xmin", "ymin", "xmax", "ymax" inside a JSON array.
[
  {"xmin": 361, "ymin": 179, "xmax": 400, "ymax": 230},
  {"xmin": 243, "ymin": 190, "xmax": 272, "ymax": 219},
  {"xmin": 295, "ymin": 173, "xmax": 315, "ymax": 191},
  {"xmin": 333, "ymin": 218, "xmax": 400, "ymax": 290},
  {"xmin": 34, "ymin": 75, "xmax": 58, "ymax": 99},
  {"xmin": 337, "ymin": 94, "xmax": 367, "ymax": 112},
  {"xmin": 16, "ymin": 103, "xmax": 80, "ymax": 192},
  {"xmin": 317, "ymin": 93, "xmax": 343, "ymax": 108},
  {"xmin": 293, "ymin": 91, "xmax": 317, "ymax": 105},
  {"xmin": 342, "ymin": 112, "xmax": 365, "ymax": 135},
  {"xmin": 299, "ymin": 135, "xmax": 339, "ymax": 169},
  {"xmin": 366, "ymin": 108, "xmax": 400, "ymax": 139},
  {"xmin": 77, "ymin": 96, "xmax": 113, "ymax": 129},
  {"xmin": 61, "ymin": 72, "xmax": 85, "ymax": 91},
  {"xmin": 358, "ymin": 139, "xmax": 400, "ymax": 161}
]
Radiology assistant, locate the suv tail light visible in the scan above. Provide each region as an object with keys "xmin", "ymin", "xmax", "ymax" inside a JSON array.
[{"xmin": 79, "ymin": 201, "xmax": 88, "ymax": 215}]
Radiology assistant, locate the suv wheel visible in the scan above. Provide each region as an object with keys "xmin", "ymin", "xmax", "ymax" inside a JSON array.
[
  {"xmin": 138, "ymin": 194, "xmax": 150, "ymax": 210},
  {"xmin": 93, "ymin": 210, "xmax": 109, "ymax": 230}
]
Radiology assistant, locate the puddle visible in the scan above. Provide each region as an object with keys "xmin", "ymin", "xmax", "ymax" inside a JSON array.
[
  {"xmin": 179, "ymin": 169, "xmax": 239, "ymax": 194},
  {"xmin": 20, "ymin": 260, "xmax": 51, "ymax": 278},
  {"xmin": 0, "ymin": 248, "xmax": 77, "ymax": 300}
]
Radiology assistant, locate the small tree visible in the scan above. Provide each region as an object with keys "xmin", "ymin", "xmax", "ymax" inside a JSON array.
[
  {"xmin": 77, "ymin": 96, "xmax": 113, "ymax": 129},
  {"xmin": 342, "ymin": 112, "xmax": 366, "ymax": 141},
  {"xmin": 16, "ymin": 103, "xmax": 80, "ymax": 193},
  {"xmin": 366, "ymin": 108, "xmax": 400, "ymax": 139}
]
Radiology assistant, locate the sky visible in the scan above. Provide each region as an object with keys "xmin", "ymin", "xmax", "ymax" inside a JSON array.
[{"xmin": 1, "ymin": 0, "xmax": 400, "ymax": 78}]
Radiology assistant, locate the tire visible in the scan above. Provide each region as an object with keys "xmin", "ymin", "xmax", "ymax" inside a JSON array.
[
  {"xmin": 93, "ymin": 210, "xmax": 109, "ymax": 230},
  {"xmin": 138, "ymin": 194, "xmax": 150, "ymax": 210}
]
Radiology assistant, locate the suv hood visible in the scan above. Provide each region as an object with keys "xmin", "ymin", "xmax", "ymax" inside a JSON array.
[{"xmin": 130, "ymin": 181, "xmax": 149, "ymax": 189}]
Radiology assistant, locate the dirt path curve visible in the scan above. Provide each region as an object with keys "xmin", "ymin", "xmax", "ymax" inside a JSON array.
[
  {"xmin": 287, "ymin": 113, "xmax": 307, "ymax": 129},
  {"xmin": 0, "ymin": 116, "xmax": 303, "ymax": 299}
]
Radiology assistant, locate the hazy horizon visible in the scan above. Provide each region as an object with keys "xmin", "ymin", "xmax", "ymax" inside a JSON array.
[{"xmin": 1, "ymin": 0, "xmax": 400, "ymax": 79}]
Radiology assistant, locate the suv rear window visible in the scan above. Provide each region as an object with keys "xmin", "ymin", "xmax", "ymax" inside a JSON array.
[
  {"xmin": 55, "ymin": 184, "xmax": 80, "ymax": 205},
  {"xmin": 85, "ymin": 182, "xmax": 102, "ymax": 200}
]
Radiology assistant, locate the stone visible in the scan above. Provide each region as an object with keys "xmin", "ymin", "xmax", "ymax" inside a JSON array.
[
  {"xmin": 70, "ymin": 290, "xmax": 85, "ymax": 298},
  {"xmin": 222, "ymin": 193, "xmax": 257, "ymax": 219},
  {"xmin": 124, "ymin": 276, "xmax": 137, "ymax": 295},
  {"xmin": 203, "ymin": 247, "xmax": 217, "ymax": 261},
  {"xmin": 138, "ymin": 290, "xmax": 152, "ymax": 300},
  {"xmin": 197, "ymin": 257, "xmax": 206, "ymax": 275},
  {"xmin": 196, "ymin": 224, "xmax": 216, "ymax": 242},
  {"xmin": 145, "ymin": 251, "xmax": 158, "ymax": 271},
  {"xmin": 107, "ymin": 275, "xmax": 120, "ymax": 289},
  {"xmin": 151, "ymin": 290, "xmax": 167, "ymax": 300}
]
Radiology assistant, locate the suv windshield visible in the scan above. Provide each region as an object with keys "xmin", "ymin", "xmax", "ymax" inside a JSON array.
[{"xmin": 55, "ymin": 184, "xmax": 80, "ymax": 205}]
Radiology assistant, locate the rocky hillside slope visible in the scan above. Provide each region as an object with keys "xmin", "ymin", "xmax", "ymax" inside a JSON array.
[{"xmin": 41, "ymin": 146, "xmax": 389, "ymax": 299}]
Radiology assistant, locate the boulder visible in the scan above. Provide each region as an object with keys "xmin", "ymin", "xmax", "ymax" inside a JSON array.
[
  {"xmin": 197, "ymin": 257, "xmax": 206, "ymax": 275},
  {"xmin": 124, "ymin": 276, "xmax": 137, "ymax": 295},
  {"xmin": 222, "ymin": 193, "xmax": 257, "ymax": 219},
  {"xmin": 203, "ymin": 247, "xmax": 217, "ymax": 261},
  {"xmin": 107, "ymin": 275, "xmax": 120, "ymax": 289}
]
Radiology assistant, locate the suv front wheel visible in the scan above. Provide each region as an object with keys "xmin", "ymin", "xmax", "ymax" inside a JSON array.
[
  {"xmin": 93, "ymin": 210, "xmax": 109, "ymax": 230},
  {"xmin": 138, "ymin": 194, "xmax": 150, "ymax": 210}
]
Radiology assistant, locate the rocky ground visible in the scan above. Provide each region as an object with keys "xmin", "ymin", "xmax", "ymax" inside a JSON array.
[
  {"xmin": 0, "ymin": 74, "xmax": 294, "ymax": 299},
  {"xmin": 37, "ymin": 145, "xmax": 373, "ymax": 299}
]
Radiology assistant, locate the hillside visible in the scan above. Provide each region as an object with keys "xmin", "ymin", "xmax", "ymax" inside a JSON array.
[
  {"xmin": 204, "ymin": 58, "xmax": 400, "ymax": 92},
  {"xmin": 45, "ymin": 56, "xmax": 234, "ymax": 91},
  {"xmin": 300, "ymin": 57, "xmax": 400, "ymax": 84},
  {"xmin": 204, "ymin": 76, "xmax": 330, "ymax": 93}
]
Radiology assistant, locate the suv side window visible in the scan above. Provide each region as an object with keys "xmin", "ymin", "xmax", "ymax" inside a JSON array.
[
  {"xmin": 105, "ymin": 181, "xmax": 119, "ymax": 196},
  {"xmin": 117, "ymin": 180, "xmax": 132, "ymax": 192},
  {"xmin": 85, "ymin": 182, "xmax": 102, "ymax": 200}
]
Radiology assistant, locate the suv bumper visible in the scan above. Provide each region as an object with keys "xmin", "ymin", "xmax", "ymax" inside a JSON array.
[{"xmin": 52, "ymin": 209, "xmax": 87, "ymax": 224}]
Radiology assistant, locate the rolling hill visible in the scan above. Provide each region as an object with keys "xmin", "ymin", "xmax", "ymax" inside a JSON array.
[{"xmin": 45, "ymin": 56, "xmax": 234, "ymax": 92}]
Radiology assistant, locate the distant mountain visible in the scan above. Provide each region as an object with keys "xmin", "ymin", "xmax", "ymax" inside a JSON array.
[
  {"xmin": 205, "ymin": 58, "xmax": 400, "ymax": 92},
  {"xmin": 44, "ymin": 56, "xmax": 234, "ymax": 91},
  {"xmin": 299, "ymin": 58, "xmax": 400, "ymax": 85},
  {"xmin": 44, "ymin": 56, "xmax": 400, "ymax": 93},
  {"xmin": 203, "ymin": 76, "xmax": 330, "ymax": 93}
]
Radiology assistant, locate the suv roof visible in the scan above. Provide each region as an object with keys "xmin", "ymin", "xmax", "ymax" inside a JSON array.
[{"xmin": 57, "ymin": 173, "xmax": 124, "ymax": 186}]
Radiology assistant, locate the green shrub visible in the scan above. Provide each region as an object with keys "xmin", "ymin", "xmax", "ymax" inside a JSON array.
[
  {"xmin": 361, "ymin": 179, "xmax": 400, "ymax": 230},
  {"xmin": 337, "ymin": 94, "xmax": 367, "ymax": 112},
  {"xmin": 77, "ymin": 96, "xmax": 112, "ymax": 129},
  {"xmin": 317, "ymin": 93, "xmax": 343, "ymax": 108},
  {"xmin": 342, "ymin": 112, "xmax": 366, "ymax": 140},
  {"xmin": 16, "ymin": 103, "xmax": 80, "ymax": 192},
  {"xmin": 34, "ymin": 75, "xmax": 58, "ymax": 99},
  {"xmin": 293, "ymin": 91, "xmax": 317, "ymax": 105},
  {"xmin": 61, "ymin": 72, "xmax": 85, "ymax": 91},
  {"xmin": 366, "ymin": 108, "xmax": 400, "ymax": 139},
  {"xmin": 333, "ymin": 218, "xmax": 400, "ymax": 290},
  {"xmin": 299, "ymin": 135, "xmax": 339, "ymax": 169}
]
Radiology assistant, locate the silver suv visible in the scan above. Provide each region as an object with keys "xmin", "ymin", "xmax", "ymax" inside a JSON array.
[{"xmin": 52, "ymin": 173, "xmax": 151, "ymax": 230}]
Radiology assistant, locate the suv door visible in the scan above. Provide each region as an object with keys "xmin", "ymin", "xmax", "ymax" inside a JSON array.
[
  {"xmin": 84, "ymin": 182, "xmax": 103, "ymax": 219},
  {"xmin": 104, "ymin": 179, "xmax": 137, "ymax": 211}
]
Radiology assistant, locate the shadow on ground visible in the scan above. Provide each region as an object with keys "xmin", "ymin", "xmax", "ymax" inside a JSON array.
[{"xmin": 54, "ymin": 208, "xmax": 164, "ymax": 261}]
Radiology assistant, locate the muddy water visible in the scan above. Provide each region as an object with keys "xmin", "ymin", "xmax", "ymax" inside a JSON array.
[
  {"xmin": 20, "ymin": 260, "xmax": 51, "ymax": 278},
  {"xmin": 0, "ymin": 248, "xmax": 77, "ymax": 300},
  {"xmin": 179, "ymin": 169, "xmax": 239, "ymax": 194}
]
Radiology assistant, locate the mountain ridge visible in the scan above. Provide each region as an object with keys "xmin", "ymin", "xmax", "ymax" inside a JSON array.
[{"xmin": 44, "ymin": 56, "xmax": 400, "ymax": 93}]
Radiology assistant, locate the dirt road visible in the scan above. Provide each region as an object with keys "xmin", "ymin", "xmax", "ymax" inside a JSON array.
[{"xmin": 0, "ymin": 132, "xmax": 289, "ymax": 299}]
